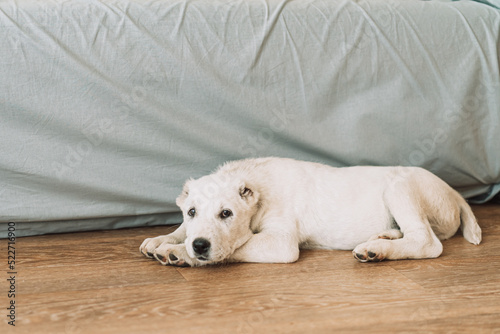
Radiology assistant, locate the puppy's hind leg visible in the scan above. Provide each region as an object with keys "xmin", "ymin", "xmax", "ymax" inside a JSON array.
[{"xmin": 353, "ymin": 183, "xmax": 443, "ymax": 262}]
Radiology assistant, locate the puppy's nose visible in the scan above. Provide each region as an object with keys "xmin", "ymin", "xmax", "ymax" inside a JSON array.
[{"xmin": 192, "ymin": 238, "xmax": 211, "ymax": 256}]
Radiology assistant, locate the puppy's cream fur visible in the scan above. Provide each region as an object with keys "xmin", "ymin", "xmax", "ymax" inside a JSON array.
[{"xmin": 140, "ymin": 157, "xmax": 481, "ymax": 266}]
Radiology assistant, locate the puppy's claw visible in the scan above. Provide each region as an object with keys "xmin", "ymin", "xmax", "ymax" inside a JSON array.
[{"xmin": 156, "ymin": 254, "xmax": 167, "ymax": 262}]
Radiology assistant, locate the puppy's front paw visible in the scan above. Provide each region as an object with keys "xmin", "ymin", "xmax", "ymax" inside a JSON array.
[
  {"xmin": 140, "ymin": 236, "xmax": 170, "ymax": 259},
  {"xmin": 154, "ymin": 243, "xmax": 201, "ymax": 267},
  {"xmin": 353, "ymin": 240, "xmax": 389, "ymax": 262},
  {"xmin": 140, "ymin": 234, "xmax": 184, "ymax": 259}
]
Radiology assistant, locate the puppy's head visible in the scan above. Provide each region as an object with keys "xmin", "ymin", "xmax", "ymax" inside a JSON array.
[{"xmin": 176, "ymin": 174, "xmax": 259, "ymax": 264}]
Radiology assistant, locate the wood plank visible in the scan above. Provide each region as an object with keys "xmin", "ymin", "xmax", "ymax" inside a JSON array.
[{"xmin": 1, "ymin": 204, "xmax": 499, "ymax": 333}]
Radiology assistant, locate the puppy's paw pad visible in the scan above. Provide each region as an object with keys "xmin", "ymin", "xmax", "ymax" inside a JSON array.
[
  {"xmin": 353, "ymin": 252, "xmax": 368, "ymax": 262},
  {"xmin": 352, "ymin": 249, "xmax": 385, "ymax": 262},
  {"xmin": 367, "ymin": 251, "xmax": 384, "ymax": 262}
]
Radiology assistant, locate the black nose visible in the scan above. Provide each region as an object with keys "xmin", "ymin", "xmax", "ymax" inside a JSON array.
[{"xmin": 192, "ymin": 238, "xmax": 211, "ymax": 256}]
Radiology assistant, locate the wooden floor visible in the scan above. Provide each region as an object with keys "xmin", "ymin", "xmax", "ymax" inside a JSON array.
[{"xmin": 2, "ymin": 204, "xmax": 500, "ymax": 334}]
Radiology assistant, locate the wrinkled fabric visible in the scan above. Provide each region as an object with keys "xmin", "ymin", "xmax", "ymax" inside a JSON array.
[
  {"xmin": 0, "ymin": 0, "xmax": 499, "ymax": 237},
  {"xmin": 468, "ymin": 0, "xmax": 500, "ymax": 9}
]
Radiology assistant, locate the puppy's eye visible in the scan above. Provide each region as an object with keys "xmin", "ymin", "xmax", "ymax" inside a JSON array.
[
  {"xmin": 188, "ymin": 208, "xmax": 196, "ymax": 217},
  {"xmin": 220, "ymin": 209, "xmax": 233, "ymax": 219}
]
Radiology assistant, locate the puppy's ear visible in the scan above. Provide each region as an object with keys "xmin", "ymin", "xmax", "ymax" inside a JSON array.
[
  {"xmin": 176, "ymin": 178, "xmax": 193, "ymax": 208},
  {"xmin": 239, "ymin": 183, "xmax": 259, "ymax": 205}
]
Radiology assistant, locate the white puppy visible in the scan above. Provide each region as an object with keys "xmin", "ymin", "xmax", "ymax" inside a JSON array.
[{"xmin": 140, "ymin": 157, "xmax": 481, "ymax": 267}]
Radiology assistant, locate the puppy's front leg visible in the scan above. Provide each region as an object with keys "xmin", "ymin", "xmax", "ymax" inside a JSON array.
[{"xmin": 229, "ymin": 232, "xmax": 299, "ymax": 264}]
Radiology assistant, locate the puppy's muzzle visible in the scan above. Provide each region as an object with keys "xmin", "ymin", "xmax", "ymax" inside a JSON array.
[{"xmin": 192, "ymin": 238, "xmax": 211, "ymax": 260}]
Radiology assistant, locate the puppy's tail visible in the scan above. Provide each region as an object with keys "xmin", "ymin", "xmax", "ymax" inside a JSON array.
[{"xmin": 458, "ymin": 197, "xmax": 482, "ymax": 245}]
